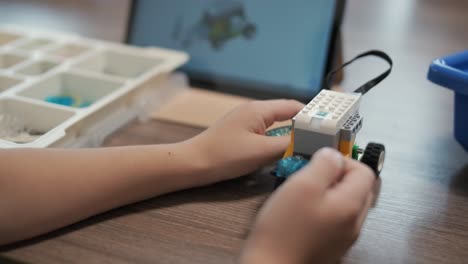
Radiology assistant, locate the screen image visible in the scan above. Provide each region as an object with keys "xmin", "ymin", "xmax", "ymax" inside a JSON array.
[{"xmin": 128, "ymin": 0, "xmax": 337, "ymax": 98}]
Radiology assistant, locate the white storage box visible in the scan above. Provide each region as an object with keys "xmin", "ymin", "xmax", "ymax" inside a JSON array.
[{"xmin": 0, "ymin": 25, "xmax": 188, "ymax": 148}]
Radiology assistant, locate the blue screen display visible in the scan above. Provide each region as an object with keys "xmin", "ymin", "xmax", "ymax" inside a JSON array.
[{"xmin": 129, "ymin": 0, "xmax": 336, "ymax": 97}]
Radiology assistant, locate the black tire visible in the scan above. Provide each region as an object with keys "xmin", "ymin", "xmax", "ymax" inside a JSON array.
[{"xmin": 360, "ymin": 142, "xmax": 385, "ymax": 177}]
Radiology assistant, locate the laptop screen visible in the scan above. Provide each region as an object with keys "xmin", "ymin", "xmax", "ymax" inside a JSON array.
[{"xmin": 128, "ymin": 0, "xmax": 337, "ymax": 99}]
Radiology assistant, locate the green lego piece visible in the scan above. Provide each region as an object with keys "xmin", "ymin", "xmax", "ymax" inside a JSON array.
[{"xmin": 352, "ymin": 144, "xmax": 359, "ymax": 160}]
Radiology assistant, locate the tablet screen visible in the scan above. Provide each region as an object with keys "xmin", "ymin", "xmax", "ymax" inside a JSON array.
[{"xmin": 128, "ymin": 0, "xmax": 337, "ymax": 98}]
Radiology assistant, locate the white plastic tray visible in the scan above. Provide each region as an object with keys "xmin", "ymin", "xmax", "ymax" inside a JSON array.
[{"xmin": 0, "ymin": 25, "xmax": 188, "ymax": 148}]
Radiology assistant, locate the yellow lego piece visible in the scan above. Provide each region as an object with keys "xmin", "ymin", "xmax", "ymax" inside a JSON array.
[
  {"xmin": 283, "ymin": 130, "xmax": 295, "ymax": 158},
  {"xmin": 339, "ymin": 139, "xmax": 354, "ymax": 157}
]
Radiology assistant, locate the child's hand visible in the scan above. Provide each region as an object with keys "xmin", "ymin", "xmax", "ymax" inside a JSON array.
[
  {"xmin": 241, "ymin": 148, "xmax": 376, "ymax": 264},
  {"xmin": 189, "ymin": 99, "xmax": 304, "ymax": 183}
]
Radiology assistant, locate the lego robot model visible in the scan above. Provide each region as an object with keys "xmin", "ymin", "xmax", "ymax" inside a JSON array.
[
  {"xmin": 174, "ymin": 0, "xmax": 256, "ymax": 50},
  {"xmin": 272, "ymin": 50, "xmax": 392, "ymax": 186}
]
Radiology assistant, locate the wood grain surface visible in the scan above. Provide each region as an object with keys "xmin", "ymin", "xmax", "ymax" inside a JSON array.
[{"xmin": 2, "ymin": 0, "xmax": 468, "ymax": 263}]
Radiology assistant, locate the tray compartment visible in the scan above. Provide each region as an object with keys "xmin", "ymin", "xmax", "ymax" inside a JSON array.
[
  {"xmin": 0, "ymin": 32, "xmax": 22, "ymax": 46},
  {"xmin": 15, "ymin": 60, "xmax": 59, "ymax": 76},
  {"xmin": 0, "ymin": 52, "xmax": 27, "ymax": 69},
  {"xmin": 74, "ymin": 49, "xmax": 163, "ymax": 78},
  {"xmin": 46, "ymin": 43, "xmax": 90, "ymax": 59},
  {"xmin": 17, "ymin": 72, "xmax": 123, "ymax": 108},
  {"xmin": 0, "ymin": 74, "xmax": 23, "ymax": 92},
  {"xmin": 0, "ymin": 98, "xmax": 74, "ymax": 144},
  {"xmin": 15, "ymin": 38, "xmax": 54, "ymax": 51}
]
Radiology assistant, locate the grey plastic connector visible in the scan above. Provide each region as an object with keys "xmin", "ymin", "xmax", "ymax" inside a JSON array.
[{"xmin": 340, "ymin": 113, "xmax": 362, "ymax": 140}]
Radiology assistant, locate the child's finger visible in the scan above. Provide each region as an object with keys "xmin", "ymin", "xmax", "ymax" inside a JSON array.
[
  {"xmin": 328, "ymin": 159, "xmax": 375, "ymax": 208},
  {"xmin": 253, "ymin": 100, "xmax": 304, "ymax": 128},
  {"xmin": 260, "ymin": 134, "xmax": 290, "ymax": 153},
  {"xmin": 292, "ymin": 148, "xmax": 345, "ymax": 191},
  {"xmin": 354, "ymin": 192, "xmax": 374, "ymax": 230}
]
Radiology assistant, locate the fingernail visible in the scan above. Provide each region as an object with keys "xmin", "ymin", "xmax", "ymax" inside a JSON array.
[{"xmin": 313, "ymin": 147, "xmax": 343, "ymax": 166}]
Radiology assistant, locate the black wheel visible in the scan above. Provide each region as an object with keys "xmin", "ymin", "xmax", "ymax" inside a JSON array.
[{"xmin": 360, "ymin": 142, "xmax": 385, "ymax": 177}]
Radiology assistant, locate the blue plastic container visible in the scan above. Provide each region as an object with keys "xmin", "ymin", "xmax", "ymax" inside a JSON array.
[{"xmin": 428, "ymin": 50, "xmax": 468, "ymax": 151}]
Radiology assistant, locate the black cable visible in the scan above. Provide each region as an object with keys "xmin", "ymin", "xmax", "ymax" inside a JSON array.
[{"xmin": 326, "ymin": 50, "xmax": 393, "ymax": 95}]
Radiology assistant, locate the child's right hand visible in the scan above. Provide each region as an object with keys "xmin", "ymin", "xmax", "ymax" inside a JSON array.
[{"xmin": 241, "ymin": 147, "xmax": 376, "ymax": 264}]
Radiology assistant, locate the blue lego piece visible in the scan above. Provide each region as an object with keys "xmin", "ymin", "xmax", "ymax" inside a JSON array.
[
  {"xmin": 428, "ymin": 50, "xmax": 468, "ymax": 151},
  {"xmin": 274, "ymin": 156, "xmax": 308, "ymax": 178},
  {"xmin": 265, "ymin": 125, "xmax": 291, "ymax": 137},
  {"xmin": 77, "ymin": 101, "xmax": 92, "ymax": 108},
  {"xmin": 45, "ymin": 95, "xmax": 74, "ymax": 107},
  {"xmin": 45, "ymin": 95, "xmax": 92, "ymax": 108}
]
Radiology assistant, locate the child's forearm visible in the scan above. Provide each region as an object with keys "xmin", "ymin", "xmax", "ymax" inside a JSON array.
[
  {"xmin": 0, "ymin": 141, "xmax": 209, "ymax": 245},
  {"xmin": 0, "ymin": 99, "xmax": 304, "ymax": 247}
]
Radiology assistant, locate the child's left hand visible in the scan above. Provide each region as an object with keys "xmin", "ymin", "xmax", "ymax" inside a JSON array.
[{"xmin": 188, "ymin": 99, "xmax": 304, "ymax": 183}]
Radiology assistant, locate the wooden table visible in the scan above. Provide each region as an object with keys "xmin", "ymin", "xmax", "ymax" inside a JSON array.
[{"xmin": 2, "ymin": 0, "xmax": 468, "ymax": 263}]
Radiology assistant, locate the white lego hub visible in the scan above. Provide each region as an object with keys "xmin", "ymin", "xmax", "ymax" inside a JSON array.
[
  {"xmin": 291, "ymin": 90, "xmax": 363, "ymax": 156},
  {"xmin": 293, "ymin": 90, "xmax": 361, "ymax": 135}
]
